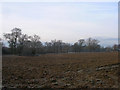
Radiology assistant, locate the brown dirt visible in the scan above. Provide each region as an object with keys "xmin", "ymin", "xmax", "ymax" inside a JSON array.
[{"xmin": 2, "ymin": 52, "xmax": 119, "ymax": 88}]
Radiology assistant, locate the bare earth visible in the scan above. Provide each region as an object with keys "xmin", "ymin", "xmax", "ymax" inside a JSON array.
[{"xmin": 2, "ymin": 52, "xmax": 119, "ymax": 88}]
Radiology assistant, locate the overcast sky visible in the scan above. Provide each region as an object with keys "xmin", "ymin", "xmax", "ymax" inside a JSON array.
[{"xmin": 0, "ymin": 2, "xmax": 118, "ymax": 46}]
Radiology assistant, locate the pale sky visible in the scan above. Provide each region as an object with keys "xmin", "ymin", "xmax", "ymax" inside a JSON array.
[
  {"xmin": 0, "ymin": 2, "xmax": 118, "ymax": 46},
  {"xmin": 0, "ymin": 0, "xmax": 119, "ymax": 2}
]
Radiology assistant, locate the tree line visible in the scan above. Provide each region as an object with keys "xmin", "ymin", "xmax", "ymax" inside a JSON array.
[{"xmin": 1, "ymin": 28, "xmax": 119, "ymax": 56}]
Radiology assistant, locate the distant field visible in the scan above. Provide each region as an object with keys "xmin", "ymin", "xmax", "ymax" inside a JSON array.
[{"xmin": 2, "ymin": 52, "xmax": 119, "ymax": 88}]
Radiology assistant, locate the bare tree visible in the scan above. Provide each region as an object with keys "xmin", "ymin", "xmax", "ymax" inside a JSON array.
[
  {"xmin": 112, "ymin": 44, "xmax": 118, "ymax": 51},
  {"xmin": 0, "ymin": 37, "xmax": 2, "ymax": 48},
  {"xmin": 62, "ymin": 43, "xmax": 70, "ymax": 53},
  {"xmin": 86, "ymin": 38, "xmax": 100, "ymax": 52},
  {"xmin": 28, "ymin": 35, "xmax": 42, "ymax": 55},
  {"xmin": 4, "ymin": 28, "xmax": 22, "ymax": 54},
  {"xmin": 3, "ymin": 28, "xmax": 115, "ymax": 55},
  {"xmin": 17, "ymin": 34, "xmax": 28, "ymax": 55},
  {"xmin": 0, "ymin": 38, "xmax": 2, "ymax": 46},
  {"xmin": 45, "ymin": 42, "xmax": 53, "ymax": 53},
  {"xmin": 0, "ymin": 38, "xmax": 2, "ymax": 55},
  {"xmin": 78, "ymin": 39, "xmax": 85, "ymax": 52},
  {"xmin": 105, "ymin": 46, "xmax": 113, "ymax": 52}
]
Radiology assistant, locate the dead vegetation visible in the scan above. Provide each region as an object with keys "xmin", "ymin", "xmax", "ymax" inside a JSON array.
[{"xmin": 2, "ymin": 52, "xmax": 119, "ymax": 88}]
